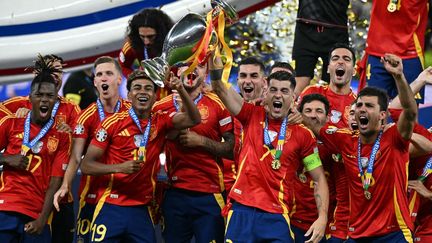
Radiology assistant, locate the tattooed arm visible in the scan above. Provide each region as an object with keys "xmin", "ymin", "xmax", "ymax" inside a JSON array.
[{"xmin": 178, "ymin": 131, "xmax": 235, "ymax": 160}]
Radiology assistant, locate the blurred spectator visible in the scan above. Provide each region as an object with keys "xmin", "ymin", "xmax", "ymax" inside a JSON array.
[{"xmin": 63, "ymin": 68, "xmax": 97, "ymax": 109}]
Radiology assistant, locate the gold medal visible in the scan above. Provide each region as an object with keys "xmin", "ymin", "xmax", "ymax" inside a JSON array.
[
  {"xmin": 21, "ymin": 145, "xmax": 30, "ymax": 156},
  {"xmin": 138, "ymin": 147, "xmax": 146, "ymax": 161},
  {"xmin": 299, "ymin": 173, "xmax": 307, "ymax": 183},
  {"xmin": 364, "ymin": 190, "xmax": 372, "ymax": 200},
  {"xmin": 271, "ymin": 159, "xmax": 281, "ymax": 170},
  {"xmin": 387, "ymin": 2, "xmax": 397, "ymax": 12}
]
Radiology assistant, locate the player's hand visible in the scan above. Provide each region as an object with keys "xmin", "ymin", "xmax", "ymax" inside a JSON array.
[
  {"xmin": 56, "ymin": 123, "xmax": 72, "ymax": 133},
  {"xmin": 408, "ymin": 180, "xmax": 432, "ymax": 200},
  {"xmin": 288, "ymin": 107, "xmax": 302, "ymax": 124},
  {"xmin": 118, "ymin": 160, "xmax": 143, "ymax": 174},
  {"xmin": 304, "ymin": 216, "xmax": 326, "ymax": 243},
  {"xmin": 167, "ymin": 72, "xmax": 183, "ymax": 91},
  {"xmin": 3, "ymin": 154, "xmax": 29, "ymax": 170},
  {"xmin": 24, "ymin": 217, "xmax": 45, "ymax": 235},
  {"xmin": 416, "ymin": 66, "xmax": 432, "ymax": 85},
  {"xmin": 178, "ymin": 130, "xmax": 203, "ymax": 148},
  {"xmin": 15, "ymin": 108, "xmax": 31, "ymax": 118},
  {"xmin": 53, "ymin": 184, "xmax": 69, "ymax": 211},
  {"xmin": 381, "ymin": 54, "xmax": 403, "ymax": 77}
]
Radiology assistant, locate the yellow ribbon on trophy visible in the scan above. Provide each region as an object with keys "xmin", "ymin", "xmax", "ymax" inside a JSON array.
[{"xmin": 183, "ymin": 9, "xmax": 233, "ymax": 84}]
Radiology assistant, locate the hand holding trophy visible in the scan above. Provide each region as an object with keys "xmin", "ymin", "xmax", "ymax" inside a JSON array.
[{"xmin": 142, "ymin": 0, "xmax": 238, "ymax": 87}]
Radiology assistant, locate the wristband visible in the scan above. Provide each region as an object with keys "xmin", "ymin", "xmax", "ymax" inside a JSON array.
[{"xmin": 210, "ymin": 69, "xmax": 223, "ymax": 81}]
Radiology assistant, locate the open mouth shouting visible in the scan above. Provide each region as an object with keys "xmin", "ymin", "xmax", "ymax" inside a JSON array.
[
  {"xmin": 273, "ymin": 100, "xmax": 283, "ymax": 113},
  {"xmin": 101, "ymin": 84, "xmax": 109, "ymax": 94},
  {"xmin": 39, "ymin": 105, "xmax": 50, "ymax": 119},
  {"xmin": 137, "ymin": 96, "xmax": 149, "ymax": 105},
  {"xmin": 335, "ymin": 67, "xmax": 345, "ymax": 79},
  {"xmin": 358, "ymin": 115, "xmax": 369, "ymax": 130}
]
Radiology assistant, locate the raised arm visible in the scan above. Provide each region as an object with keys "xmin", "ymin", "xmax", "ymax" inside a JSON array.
[
  {"xmin": 208, "ymin": 52, "xmax": 244, "ymax": 116},
  {"xmin": 382, "ymin": 54, "xmax": 417, "ymax": 140},
  {"xmin": 409, "ymin": 133, "xmax": 432, "ymax": 158},
  {"xmin": 389, "ymin": 66, "xmax": 432, "ymax": 110},
  {"xmin": 169, "ymin": 74, "xmax": 201, "ymax": 130},
  {"xmin": 81, "ymin": 144, "xmax": 143, "ymax": 176},
  {"xmin": 178, "ymin": 130, "xmax": 235, "ymax": 159}
]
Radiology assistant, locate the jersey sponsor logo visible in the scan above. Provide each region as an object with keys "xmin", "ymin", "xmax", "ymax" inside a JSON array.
[
  {"xmin": 117, "ymin": 129, "xmax": 130, "ymax": 136},
  {"xmin": 47, "ymin": 137, "xmax": 59, "ymax": 153},
  {"xmin": 74, "ymin": 124, "xmax": 85, "ymax": 135},
  {"xmin": 31, "ymin": 141, "xmax": 43, "ymax": 154},
  {"xmin": 330, "ymin": 110, "xmax": 342, "ymax": 124},
  {"xmin": 219, "ymin": 116, "xmax": 232, "ymax": 126},
  {"xmin": 96, "ymin": 128, "xmax": 108, "ymax": 142}
]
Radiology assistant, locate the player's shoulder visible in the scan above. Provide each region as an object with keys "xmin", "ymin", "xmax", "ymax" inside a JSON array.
[
  {"xmin": 101, "ymin": 110, "xmax": 129, "ymax": 129},
  {"xmin": 121, "ymin": 40, "xmax": 134, "ymax": 53},
  {"xmin": 3, "ymin": 95, "xmax": 29, "ymax": 104},
  {"xmin": 121, "ymin": 99, "xmax": 132, "ymax": 110},
  {"xmin": 203, "ymin": 91, "xmax": 226, "ymax": 110},
  {"xmin": 0, "ymin": 114, "xmax": 18, "ymax": 126},
  {"xmin": 323, "ymin": 125, "xmax": 357, "ymax": 137},
  {"xmin": 77, "ymin": 103, "xmax": 98, "ymax": 123},
  {"xmin": 153, "ymin": 94, "xmax": 174, "ymax": 111}
]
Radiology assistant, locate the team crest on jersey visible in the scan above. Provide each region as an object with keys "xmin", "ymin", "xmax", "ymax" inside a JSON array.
[
  {"xmin": 149, "ymin": 124, "xmax": 157, "ymax": 141},
  {"xmin": 74, "ymin": 124, "xmax": 85, "ymax": 135},
  {"xmin": 134, "ymin": 134, "xmax": 144, "ymax": 147},
  {"xmin": 96, "ymin": 128, "xmax": 108, "ymax": 142},
  {"xmin": 284, "ymin": 128, "xmax": 292, "ymax": 141},
  {"xmin": 55, "ymin": 114, "xmax": 66, "ymax": 127},
  {"xmin": 330, "ymin": 110, "xmax": 342, "ymax": 124},
  {"xmin": 325, "ymin": 126, "xmax": 338, "ymax": 134},
  {"xmin": 48, "ymin": 137, "xmax": 59, "ymax": 153},
  {"xmin": 31, "ymin": 141, "xmax": 43, "ymax": 154},
  {"xmin": 198, "ymin": 105, "xmax": 209, "ymax": 123}
]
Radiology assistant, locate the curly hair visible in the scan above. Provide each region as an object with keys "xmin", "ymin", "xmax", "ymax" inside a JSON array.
[
  {"xmin": 31, "ymin": 54, "xmax": 59, "ymax": 91},
  {"xmin": 126, "ymin": 8, "xmax": 173, "ymax": 56}
]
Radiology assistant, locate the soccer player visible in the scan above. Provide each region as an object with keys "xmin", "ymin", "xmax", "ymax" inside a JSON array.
[
  {"xmin": 53, "ymin": 56, "xmax": 130, "ymax": 243},
  {"xmin": 357, "ymin": 0, "xmax": 428, "ymax": 103},
  {"xmin": 80, "ymin": 70, "xmax": 201, "ymax": 242},
  {"xmin": 237, "ymin": 57, "xmax": 267, "ymax": 104},
  {"xmin": 298, "ymin": 43, "xmax": 357, "ymax": 128},
  {"xmin": 292, "ymin": 93, "xmax": 332, "ymax": 243},
  {"xmin": 2, "ymin": 54, "xmax": 80, "ymax": 243},
  {"xmin": 153, "ymin": 63, "xmax": 234, "ymax": 243},
  {"xmin": 0, "ymin": 56, "xmax": 72, "ymax": 243},
  {"xmin": 310, "ymin": 54, "xmax": 418, "ymax": 242},
  {"xmin": 211, "ymin": 50, "xmax": 329, "ymax": 242}
]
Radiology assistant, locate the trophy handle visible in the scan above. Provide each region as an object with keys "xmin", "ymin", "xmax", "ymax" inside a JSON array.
[{"xmin": 211, "ymin": 0, "xmax": 238, "ymax": 25}]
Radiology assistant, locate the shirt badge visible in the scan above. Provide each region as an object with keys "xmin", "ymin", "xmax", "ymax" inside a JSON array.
[
  {"xmin": 74, "ymin": 124, "xmax": 85, "ymax": 135},
  {"xmin": 48, "ymin": 137, "xmax": 59, "ymax": 153},
  {"xmin": 330, "ymin": 110, "xmax": 342, "ymax": 124},
  {"xmin": 96, "ymin": 128, "xmax": 108, "ymax": 142}
]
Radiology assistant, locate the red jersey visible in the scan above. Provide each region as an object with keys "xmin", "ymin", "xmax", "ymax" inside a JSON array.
[
  {"xmin": 298, "ymin": 84, "xmax": 356, "ymax": 128},
  {"xmin": 229, "ymin": 103, "xmax": 321, "ymax": 214},
  {"xmin": 414, "ymin": 174, "xmax": 432, "ymax": 241},
  {"xmin": 222, "ymin": 118, "xmax": 242, "ymax": 193},
  {"xmin": 90, "ymin": 110, "xmax": 174, "ymax": 206},
  {"xmin": 152, "ymin": 93, "xmax": 233, "ymax": 193},
  {"xmin": 3, "ymin": 96, "xmax": 81, "ymax": 129},
  {"xmin": 73, "ymin": 99, "xmax": 131, "ymax": 204},
  {"xmin": 0, "ymin": 115, "xmax": 71, "ymax": 219},
  {"xmin": 366, "ymin": 0, "xmax": 428, "ymax": 58},
  {"xmin": 319, "ymin": 124, "xmax": 413, "ymax": 238},
  {"xmin": 289, "ymin": 142, "xmax": 340, "ymax": 233},
  {"xmin": 0, "ymin": 104, "xmax": 12, "ymax": 119}
]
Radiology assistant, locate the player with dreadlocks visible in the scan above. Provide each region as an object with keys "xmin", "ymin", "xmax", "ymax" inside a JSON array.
[{"xmin": 0, "ymin": 55, "xmax": 72, "ymax": 242}]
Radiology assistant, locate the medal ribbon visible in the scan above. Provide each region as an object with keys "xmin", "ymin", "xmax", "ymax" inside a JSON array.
[
  {"xmin": 96, "ymin": 99, "xmax": 121, "ymax": 122},
  {"xmin": 21, "ymin": 101, "xmax": 60, "ymax": 155},
  {"xmin": 173, "ymin": 93, "xmax": 203, "ymax": 112},
  {"xmin": 144, "ymin": 47, "xmax": 149, "ymax": 60},
  {"xmin": 263, "ymin": 115, "xmax": 288, "ymax": 160},
  {"xmin": 418, "ymin": 156, "xmax": 432, "ymax": 182},
  {"xmin": 128, "ymin": 108, "xmax": 152, "ymax": 161},
  {"xmin": 357, "ymin": 131, "xmax": 382, "ymax": 191}
]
